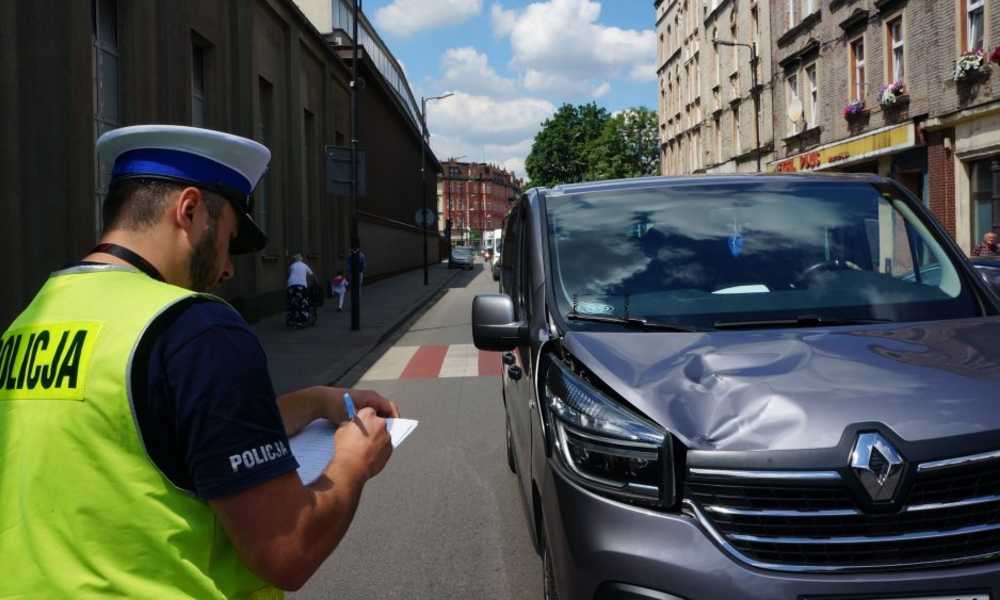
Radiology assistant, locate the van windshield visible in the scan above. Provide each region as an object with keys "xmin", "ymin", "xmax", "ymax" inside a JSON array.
[{"xmin": 545, "ymin": 180, "xmax": 981, "ymax": 329}]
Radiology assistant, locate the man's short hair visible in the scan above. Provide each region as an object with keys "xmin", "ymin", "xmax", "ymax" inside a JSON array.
[{"xmin": 103, "ymin": 179, "xmax": 226, "ymax": 234}]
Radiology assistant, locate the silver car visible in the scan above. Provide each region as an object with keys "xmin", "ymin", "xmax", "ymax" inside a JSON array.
[
  {"xmin": 449, "ymin": 246, "xmax": 474, "ymax": 270},
  {"xmin": 474, "ymin": 175, "xmax": 1000, "ymax": 600}
]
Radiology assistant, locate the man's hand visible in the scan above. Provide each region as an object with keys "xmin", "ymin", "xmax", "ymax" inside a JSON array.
[
  {"xmin": 331, "ymin": 407, "xmax": 393, "ymax": 482},
  {"xmin": 277, "ymin": 386, "xmax": 399, "ymax": 436},
  {"xmin": 347, "ymin": 388, "xmax": 399, "ymax": 419}
]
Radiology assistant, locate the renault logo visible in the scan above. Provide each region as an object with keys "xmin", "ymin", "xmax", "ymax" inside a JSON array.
[{"xmin": 850, "ymin": 432, "xmax": 905, "ymax": 502}]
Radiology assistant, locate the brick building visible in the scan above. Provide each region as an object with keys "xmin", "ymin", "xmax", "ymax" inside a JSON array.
[
  {"xmin": 437, "ymin": 160, "xmax": 522, "ymax": 248},
  {"xmin": 656, "ymin": 0, "xmax": 776, "ymax": 175},
  {"xmin": 0, "ymin": 0, "xmax": 440, "ymax": 325}
]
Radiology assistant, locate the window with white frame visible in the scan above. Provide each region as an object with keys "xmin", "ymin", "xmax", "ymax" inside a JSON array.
[
  {"xmin": 850, "ymin": 37, "xmax": 865, "ymax": 102},
  {"xmin": 733, "ymin": 105, "xmax": 741, "ymax": 155},
  {"xmin": 887, "ymin": 17, "xmax": 904, "ymax": 83},
  {"xmin": 965, "ymin": 0, "xmax": 985, "ymax": 52},
  {"xmin": 787, "ymin": 72, "xmax": 800, "ymax": 133},
  {"xmin": 805, "ymin": 63, "xmax": 818, "ymax": 128}
]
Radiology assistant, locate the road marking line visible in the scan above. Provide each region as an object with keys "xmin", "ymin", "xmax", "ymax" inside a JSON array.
[
  {"xmin": 478, "ymin": 350, "xmax": 503, "ymax": 377},
  {"xmin": 399, "ymin": 345, "xmax": 449, "ymax": 380},
  {"xmin": 360, "ymin": 345, "xmax": 420, "ymax": 381},
  {"xmin": 439, "ymin": 344, "xmax": 479, "ymax": 378}
]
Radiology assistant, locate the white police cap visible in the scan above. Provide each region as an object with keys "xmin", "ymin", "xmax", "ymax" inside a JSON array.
[{"xmin": 96, "ymin": 124, "xmax": 271, "ymax": 254}]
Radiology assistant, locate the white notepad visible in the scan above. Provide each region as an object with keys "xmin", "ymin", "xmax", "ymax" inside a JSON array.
[{"xmin": 289, "ymin": 418, "xmax": 418, "ymax": 484}]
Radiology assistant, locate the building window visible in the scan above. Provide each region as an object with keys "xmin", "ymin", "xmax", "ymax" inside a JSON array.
[
  {"xmin": 803, "ymin": 0, "xmax": 815, "ymax": 16},
  {"xmin": 714, "ymin": 115, "xmax": 722, "ymax": 164},
  {"xmin": 733, "ymin": 105, "xmax": 741, "ymax": 155},
  {"xmin": 92, "ymin": 0, "xmax": 119, "ymax": 237},
  {"xmin": 255, "ymin": 77, "xmax": 274, "ymax": 238},
  {"xmin": 805, "ymin": 62, "xmax": 818, "ymax": 128},
  {"xmin": 787, "ymin": 0, "xmax": 796, "ymax": 29},
  {"xmin": 887, "ymin": 16, "xmax": 904, "ymax": 83},
  {"xmin": 191, "ymin": 39, "xmax": 207, "ymax": 127},
  {"xmin": 751, "ymin": 6, "xmax": 759, "ymax": 46},
  {"xmin": 850, "ymin": 37, "xmax": 865, "ymax": 102},
  {"xmin": 731, "ymin": 19, "xmax": 738, "ymax": 73},
  {"xmin": 787, "ymin": 72, "xmax": 800, "ymax": 133},
  {"xmin": 963, "ymin": 0, "xmax": 985, "ymax": 53},
  {"xmin": 713, "ymin": 28, "xmax": 721, "ymax": 85}
]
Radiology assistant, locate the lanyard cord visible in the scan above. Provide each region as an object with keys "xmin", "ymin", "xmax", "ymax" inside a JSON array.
[{"xmin": 90, "ymin": 243, "xmax": 166, "ymax": 282}]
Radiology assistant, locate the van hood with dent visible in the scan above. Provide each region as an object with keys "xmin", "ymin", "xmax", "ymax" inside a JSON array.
[{"xmin": 561, "ymin": 318, "xmax": 1000, "ymax": 452}]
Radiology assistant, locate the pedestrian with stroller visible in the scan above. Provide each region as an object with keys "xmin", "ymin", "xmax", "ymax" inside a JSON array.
[{"xmin": 330, "ymin": 271, "xmax": 349, "ymax": 312}]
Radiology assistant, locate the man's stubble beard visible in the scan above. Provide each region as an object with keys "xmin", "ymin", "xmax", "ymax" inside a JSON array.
[{"xmin": 190, "ymin": 221, "xmax": 220, "ymax": 292}]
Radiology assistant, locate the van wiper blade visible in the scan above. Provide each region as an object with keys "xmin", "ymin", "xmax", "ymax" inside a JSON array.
[
  {"xmin": 567, "ymin": 313, "xmax": 699, "ymax": 332},
  {"xmin": 713, "ymin": 315, "xmax": 893, "ymax": 330}
]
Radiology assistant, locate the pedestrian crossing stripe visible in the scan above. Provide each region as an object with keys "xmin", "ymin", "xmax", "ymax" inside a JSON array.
[{"xmin": 361, "ymin": 344, "xmax": 502, "ymax": 381}]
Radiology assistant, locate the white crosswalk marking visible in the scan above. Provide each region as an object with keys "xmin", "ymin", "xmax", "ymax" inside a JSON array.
[
  {"xmin": 438, "ymin": 344, "xmax": 479, "ymax": 378},
  {"xmin": 361, "ymin": 345, "xmax": 420, "ymax": 381}
]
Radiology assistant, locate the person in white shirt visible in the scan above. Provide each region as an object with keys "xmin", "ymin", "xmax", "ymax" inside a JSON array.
[
  {"xmin": 286, "ymin": 254, "xmax": 315, "ymax": 326},
  {"xmin": 287, "ymin": 253, "xmax": 314, "ymax": 288}
]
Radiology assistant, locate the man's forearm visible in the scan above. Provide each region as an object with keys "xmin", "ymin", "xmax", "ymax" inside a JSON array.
[{"xmin": 277, "ymin": 386, "xmax": 347, "ymax": 436}]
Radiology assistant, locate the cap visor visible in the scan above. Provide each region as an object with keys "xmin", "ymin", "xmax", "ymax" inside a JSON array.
[{"xmin": 231, "ymin": 210, "xmax": 268, "ymax": 254}]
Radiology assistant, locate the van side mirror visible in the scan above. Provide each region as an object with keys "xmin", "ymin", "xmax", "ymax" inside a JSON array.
[{"xmin": 472, "ymin": 294, "xmax": 528, "ymax": 351}]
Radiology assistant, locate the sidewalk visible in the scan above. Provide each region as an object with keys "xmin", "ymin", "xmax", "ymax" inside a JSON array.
[{"xmin": 252, "ymin": 262, "xmax": 465, "ymax": 394}]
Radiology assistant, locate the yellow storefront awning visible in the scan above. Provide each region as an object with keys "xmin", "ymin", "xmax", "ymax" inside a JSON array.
[{"xmin": 767, "ymin": 123, "xmax": 916, "ymax": 173}]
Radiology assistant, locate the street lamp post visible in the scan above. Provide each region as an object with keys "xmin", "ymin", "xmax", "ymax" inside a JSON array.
[
  {"xmin": 713, "ymin": 38, "xmax": 761, "ymax": 173},
  {"xmin": 419, "ymin": 93, "xmax": 453, "ymax": 286}
]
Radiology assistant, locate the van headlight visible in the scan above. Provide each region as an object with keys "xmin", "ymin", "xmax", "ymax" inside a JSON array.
[{"xmin": 544, "ymin": 360, "xmax": 674, "ymax": 508}]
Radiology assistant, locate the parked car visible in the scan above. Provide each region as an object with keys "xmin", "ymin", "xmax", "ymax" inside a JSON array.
[
  {"xmin": 449, "ymin": 245, "xmax": 474, "ymax": 270},
  {"xmin": 473, "ymin": 174, "xmax": 1000, "ymax": 600}
]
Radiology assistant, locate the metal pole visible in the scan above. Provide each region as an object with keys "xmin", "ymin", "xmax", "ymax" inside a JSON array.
[
  {"xmin": 350, "ymin": 0, "xmax": 361, "ymax": 330},
  {"xmin": 751, "ymin": 43, "xmax": 762, "ymax": 173},
  {"xmin": 420, "ymin": 97, "xmax": 428, "ymax": 286}
]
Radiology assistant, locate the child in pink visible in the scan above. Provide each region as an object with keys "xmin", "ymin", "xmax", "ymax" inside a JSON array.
[{"xmin": 330, "ymin": 271, "xmax": 349, "ymax": 311}]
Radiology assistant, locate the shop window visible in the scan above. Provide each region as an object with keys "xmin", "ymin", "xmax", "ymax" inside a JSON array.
[
  {"xmin": 886, "ymin": 17, "xmax": 904, "ymax": 84},
  {"xmin": 850, "ymin": 38, "xmax": 865, "ymax": 102},
  {"xmin": 971, "ymin": 159, "xmax": 1000, "ymax": 245}
]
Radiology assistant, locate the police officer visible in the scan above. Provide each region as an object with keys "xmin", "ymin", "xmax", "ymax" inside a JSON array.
[{"xmin": 0, "ymin": 125, "xmax": 396, "ymax": 598}]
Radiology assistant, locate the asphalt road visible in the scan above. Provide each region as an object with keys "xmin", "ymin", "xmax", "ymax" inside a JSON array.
[{"xmin": 292, "ymin": 262, "xmax": 543, "ymax": 600}]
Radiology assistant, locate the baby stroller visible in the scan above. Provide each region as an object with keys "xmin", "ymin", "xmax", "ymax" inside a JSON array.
[{"xmin": 285, "ymin": 285, "xmax": 318, "ymax": 328}]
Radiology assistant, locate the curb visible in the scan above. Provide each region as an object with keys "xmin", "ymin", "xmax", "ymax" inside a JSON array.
[{"xmin": 321, "ymin": 267, "xmax": 464, "ymax": 387}]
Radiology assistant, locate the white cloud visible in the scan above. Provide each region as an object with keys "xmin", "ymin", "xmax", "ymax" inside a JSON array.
[
  {"xmin": 426, "ymin": 92, "xmax": 555, "ymax": 178},
  {"xmin": 375, "ymin": 0, "xmax": 483, "ymax": 37},
  {"xmin": 435, "ymin": 47, "xmax": 517, "ymax": 97},
  {"xmin": 629, "ymin": 63, "xmax": 657, "ymax": 82},
  {"xmin": 490, "ymin": 3, "xmax": 517, "ymax": 37},
  {"xmin": 427, "ymin": 92, "xmax": 554, "ymax": 146},
  {"xmin": 591, "ymin": 82, "xmax": 611, "ymax": 98},
  {"xmin": 494, "ymin": 0, "xmax": 656, "ymax": 95}
]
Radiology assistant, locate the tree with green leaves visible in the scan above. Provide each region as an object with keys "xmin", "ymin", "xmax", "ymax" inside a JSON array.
[
  {"xmin": 586, "ymin": 107, "xmax": 661, "ymax": 181},
  {"xmin": 525, "ymin": 103, "xmax": 610, "ymax": 188}
]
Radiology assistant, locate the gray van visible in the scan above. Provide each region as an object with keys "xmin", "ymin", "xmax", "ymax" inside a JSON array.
[{"xmin": 473, "ymin": 175, "xmax": 1000, "ymax": 600}]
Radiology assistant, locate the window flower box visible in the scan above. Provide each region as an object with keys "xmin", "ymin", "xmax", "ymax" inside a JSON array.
[
  {"xmin": 878, "ymin": 80, "xmax": 905, "ymax": 107},
  {"xmin": 842, "ymin": 100, "xmax": 866, "ymax": 119},
  {"xmin": 954, "ymin": 49, "xmax": 987, "ymax": 82}
]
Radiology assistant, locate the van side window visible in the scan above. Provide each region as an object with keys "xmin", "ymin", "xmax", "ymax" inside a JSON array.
[{"xmin": 515, "ymin": 207, "xmax": 532, "ymax": 321}]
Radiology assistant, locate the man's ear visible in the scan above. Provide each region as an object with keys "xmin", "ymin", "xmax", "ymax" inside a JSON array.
[{"xmin": 174, "ymin": 186, "xmax": 203, "ymax": 233}]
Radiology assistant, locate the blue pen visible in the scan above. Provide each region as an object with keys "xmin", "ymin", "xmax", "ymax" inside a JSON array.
[{"xmin": 343, "ymin": 392, "xmax": 357, "ymax": 421}]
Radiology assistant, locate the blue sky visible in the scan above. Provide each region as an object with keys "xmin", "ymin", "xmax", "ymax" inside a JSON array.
[{"xmin": 366, "ymin": 0, "xmax": 659, "ymax": 177}]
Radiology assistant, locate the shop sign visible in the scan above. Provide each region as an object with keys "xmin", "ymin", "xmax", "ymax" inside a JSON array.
[{"xmin": 768, "ymin": 123, "xmax": 915, "ymax": 173}]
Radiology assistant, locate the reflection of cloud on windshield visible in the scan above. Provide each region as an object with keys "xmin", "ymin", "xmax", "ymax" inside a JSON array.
[{"xmin": 558, "ymin": 234, "xmax": 650, "ymax": 297}]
